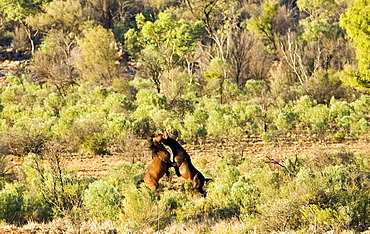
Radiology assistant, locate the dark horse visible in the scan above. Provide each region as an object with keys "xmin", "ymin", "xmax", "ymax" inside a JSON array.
[
  {"xmin": 161, "ymin": 134, "xmax": 211, "ymax": 197},
  {"xmin": 139, "ymin": 134, "xmax": 172, "ymax": 190}
]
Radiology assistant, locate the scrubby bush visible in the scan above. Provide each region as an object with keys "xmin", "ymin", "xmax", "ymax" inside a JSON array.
[
  {"xmin": 22, "ymin": 191, "xmax": 52, "ymax": 223},
  {"xmin": 275, "ymin": 111, "xmax": 295, "ymax": 131},
  {"xmin": 205, "ymin": 153, "xmax": 260, "ymax": 220},
  {"xmin": 22, "ymin": 153, "xmax": 88, "ymax": 219},
  {"xmin": 76, "ymin": 25, "xmax": 118, "ymax": 87},
  {"xmin": 0, "ymin": 183, "xmax": 24, "ymax": 225},
  {"xmin": 259, "ymin": 150, "xmax": 370, "ymax": 232},
  {"xmin": 105, "ymin": 161, "xmax": 145, "ymax": 191},
  {"xmin": 202, "ymin": 98, "xmax": 241, "ymax": 137},
  {"xmin": 120, "ymin": 184, "xmax": 159, "ymax": 231},
  {"xmin": 350, "ymin": 118, "xmax": 370, "ymax": 136},
  {"xmin": 83, "ymin": 180, "xmax": 123, "ymax": 220},
  {"xmin": 231, "ymin": 101, "xmax": 263, "ymax": 133},
  {"xmin": 305, "ymin": 104, "xmax": 330, "ymax": 132},
  {"xmin": 245, "ymin": 79, "xmax": 268, "ymax": 96},
  {"xmin": 181, "ymin": 109, "xmax": 208, "ymax": 142},
  {"xmin": 304, "ymin": 70, "xmax": 345, "ymax": 104}
]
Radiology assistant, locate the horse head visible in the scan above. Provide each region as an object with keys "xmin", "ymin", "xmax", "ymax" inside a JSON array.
[{"xmin": 152, "ymin": 133, "xmax": 166, "ymax": 143}]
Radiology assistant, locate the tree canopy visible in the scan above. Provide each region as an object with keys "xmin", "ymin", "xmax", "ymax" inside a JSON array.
[{"xmin": 340, "ymin": 0, "xmax": 370, "ymax": 88}]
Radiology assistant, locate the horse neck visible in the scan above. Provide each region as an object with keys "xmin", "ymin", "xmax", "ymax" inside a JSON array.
[
  {"xmin": 166, "ymin": 143, "xmax": 179, "ymax": 155},
  {"xmin": 168, "ymin": 143, "xmax": 188, "ymax": 158}
]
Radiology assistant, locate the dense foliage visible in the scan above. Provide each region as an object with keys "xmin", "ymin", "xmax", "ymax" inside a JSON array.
[{"xmin": 1, "ymin": 0, "xmax": 370, "ymax": 232}]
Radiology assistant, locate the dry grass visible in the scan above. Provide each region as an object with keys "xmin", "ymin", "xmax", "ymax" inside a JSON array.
[
  {"xmin": 3, "ymin": 135, "xmax": 370, "ymax": 233},
  {"xmin": 61, "ymin": 135, "xmax": 370, "ymax": 179},
  {"xmin": 0, "ymin": 219, "xmax": 117, "ymax": 233}
]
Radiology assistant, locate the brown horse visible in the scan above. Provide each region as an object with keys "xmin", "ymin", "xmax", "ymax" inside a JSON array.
[
  {"xmin": 160, "ymin": 135, "xmax": 211, "ymax": 197},
  {"xmin": 140, "ymin": 134, "xmax": 172, "ymax": 190}
]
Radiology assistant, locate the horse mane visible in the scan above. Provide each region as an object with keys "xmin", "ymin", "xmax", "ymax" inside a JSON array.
[
  {"xmin": 165, "ymin": 137, "xmax": 191, "ymax": 159},
  {"xmin": 149, "ymin": 139, "xmax": 161, "ymax": 157}
]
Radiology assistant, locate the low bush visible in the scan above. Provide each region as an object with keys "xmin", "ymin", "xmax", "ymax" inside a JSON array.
[
  {"xmin": 0, "ymin": 183, "xmax": 24, "ymax": 225},
  {"xmin": 22, "ymin": 153, "xmax": 88, "ymax": 219},
  {"xmin": 83, "ymin": 180, "xmax": 123, "ymax": 220}
]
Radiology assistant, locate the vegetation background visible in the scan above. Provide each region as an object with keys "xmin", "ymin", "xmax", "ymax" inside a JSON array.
[{"xmin": 1, "ymin": 0, "xmax": 370, "ymax": 233}]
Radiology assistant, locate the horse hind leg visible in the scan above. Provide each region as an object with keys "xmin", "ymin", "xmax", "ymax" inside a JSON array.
[
  {"xmin": 193, "ymin": 173, "xmax": 206, "ymax": 197},
  {"xmin": 195, "ymin": 186, "xmax": 206, "ymax": 197}
]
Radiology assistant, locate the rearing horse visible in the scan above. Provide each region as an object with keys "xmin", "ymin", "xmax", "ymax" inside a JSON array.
[
  {"xmin": 161, "ymin": 135, "xmax": 210, "ymax": 197},
  {"xmin": 141, "ymin": 134, "xmax": 172, "ymax": 190}
]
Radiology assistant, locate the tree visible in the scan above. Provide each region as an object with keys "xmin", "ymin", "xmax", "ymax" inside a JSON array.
[
  {"xmin": 26, "ymin": 0, "xmax": 90, "ymax": 92},
  {"xmin": 297, "ymin": 0, "xmax": 348, "ymax": 71},
  {"xmin": 26, "ymin": 0, "xmax": 90, "ymax": 34},
  {"xmin": 86, "ymin": 0, "xmax": 138, "ymax": 30},
  {"xmin": 226, "ymin": 29, "xmax": 271, "ymax": 88},
  {"xmin": 0, "ymin": 0, "xmax": 47, "ymax": 22},
  {"xmin": 185, "ymin": 0, "xmax": 241, "ymax": 60},
  {"xmin": 0, "ymin": 0, "xmax": 51, "ymax": 52},
  {"xmin": 28, "ymin": 31, "xmax": 78, "ymax": 93},
  {"xmin": 247, "ymin": 0, "xmax": 279, "ymax": 54},
  {"xmin": 276, "ymin": 0, "xmax": 350, "ymax": 93},
  {"xmin": 75, "ymin": 25, "xmax": 118, "ymax": 87},
  {"xmin": 340, "ymin": 0, "xmax": 370, "ymax": 88},
  {"xmin": 124, "ymin": 12, "xmax": 202, "ymax": 93},
  {"xmin": 204, "ymin": 57, "xmax": 238, "ymax": 104}
]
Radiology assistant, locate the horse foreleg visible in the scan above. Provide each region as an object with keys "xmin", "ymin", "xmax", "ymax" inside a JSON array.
[
  {"xmin": 165, "ymin": 169, "xmax": 171, "ymax": 178},
  {"xmin": 171, "ymin": 162, "xmax": 181, "ymax": 177},
  {"xmin": 174, "ymin": 166, "xmax": 181, "ymax": 177}
]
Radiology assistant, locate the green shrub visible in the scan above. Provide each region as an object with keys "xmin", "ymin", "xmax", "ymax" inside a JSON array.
[
  {"xmin": 23, "ymin": 153, "xmax": 88, "ymax": 219},
  {"xmin": 292, "ymin": 95, "xmax": 316, "ymax": 118},
  {"xmin": 203, "ymin": 98, "xmax": 241, "ymax": 137},
  {"xmin": 261, "ymin": 131, "xmax": 275, "ymax": 142},
  {"xmin": 296, "ymin": 163, "xmax": 370, "ymax": 232},
  {"xmin": 205, "ymin": 154, "xmax": 261, "ymax": 219},
  {"xmin": 261, "ymin": 151, "xmax": 370, "ymax": 232},
  {"xmin": 330, "ymin": 98, "xmax": 354, "ymax": 120},
  {"xmin": 120, "ymin": 184, "xmax": 159, "ymax": 231},
  {"xmin": 245, "ymin": 79, "xmax": 268, "ymax": 96},
  {"xmin": 43, "ymin": 92, "xmax": 66, "ymax": 117},
  {"xmin": 76, "ymin": 25, "xmax": 118, "ymax": 87},
  {"xmin": 181, "ymin": 109, "xmax": 208, "ymax": 142},
  {"xmin": 69, "ymin": 118, "xmax": 108, "ymax": 154},
  {"xmin": 287, "ymin": 95, "xmax": 330, "ymax": 132},
  {"xmin": 131, "ymin": 89, "xmax": 168, "ymax": 118},
  {"xmin": 274, "ymin": 111, "xmax": 295, "ymax": 131},
  {"xmin": 83, "ymin": 180, "xmax": 123, "ymax": 220},
  {"xmin": 304, "ymin": 70, "xmax": 345, "ymax": 104},
  {"xmin": 304, "ymin": 104, "xmax": 330, "ymax": 132},
  {"xmin": 0, "ymin": 183, "xmax": 24, "ymax": 225},
  {"xmin": 131, "ymin": 116, "xmax": 156, "ymax": 138},
  {"xmin": 351, "ymin": 95, "xmax": 370, "ymax": 117},
  {"xmin": 22, "ymin": 192, "xmax": 52, "ymax": 223},
  {"xmin": 351, "ymin": 118, "xmax": 370, "ymax": 136},
  {"xmin": 232, "ymin": 101, "xmax": 262, "ymax": 132},
  {"xmin": 105, "ymin": 161, "xmax": 145, "ymax": 191}
]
